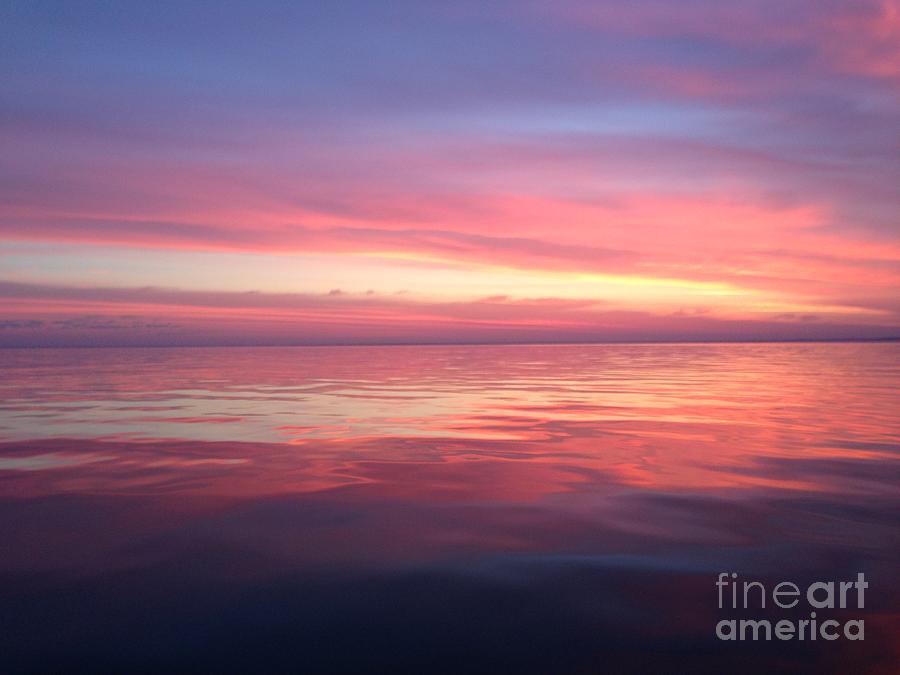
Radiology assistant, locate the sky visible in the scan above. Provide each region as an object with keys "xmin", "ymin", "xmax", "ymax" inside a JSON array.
[{"xmin": 1, "ymin": 0, "xmax": 898, "ymax": 346}]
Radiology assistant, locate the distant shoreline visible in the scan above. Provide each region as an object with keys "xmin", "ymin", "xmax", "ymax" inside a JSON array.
[{"xmin": 2, "ymin": 337, "xmax": 899, "ymax": 350}]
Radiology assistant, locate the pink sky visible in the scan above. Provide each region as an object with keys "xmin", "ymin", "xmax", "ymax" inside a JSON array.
[{"xmin": 1, "ymin": 0, "xmax": 898, "ymax": 345}]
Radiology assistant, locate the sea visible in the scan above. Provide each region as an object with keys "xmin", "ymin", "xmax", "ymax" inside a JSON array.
[{"xmin": 1, "ymin": 342, "xmax": 898, "ymax": 673}]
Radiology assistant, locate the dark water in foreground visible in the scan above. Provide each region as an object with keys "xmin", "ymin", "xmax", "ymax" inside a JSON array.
[{"xmin": 1, "ymin": 343, "xmax": 898, "ymax": 673}]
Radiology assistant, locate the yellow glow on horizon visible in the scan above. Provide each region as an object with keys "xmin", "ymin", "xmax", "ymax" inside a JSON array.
[{"xmin": 572, "ymin": 272, "xmax": 750, "ymax": 297}]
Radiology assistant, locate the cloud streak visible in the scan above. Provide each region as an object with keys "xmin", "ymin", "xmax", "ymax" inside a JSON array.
[{"xmin": 0, "ymin": 280, "xmax": 896, "ymax": 347}]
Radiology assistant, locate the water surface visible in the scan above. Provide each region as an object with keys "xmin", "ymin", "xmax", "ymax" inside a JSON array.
[{"xmin": 1, "ymin": 343, "xmax": 898, "ymax": 673}]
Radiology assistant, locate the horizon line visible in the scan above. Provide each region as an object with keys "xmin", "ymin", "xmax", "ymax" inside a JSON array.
[{"xmin": 3, "ymin": 336, "xmax": 899, "ymax": 350}]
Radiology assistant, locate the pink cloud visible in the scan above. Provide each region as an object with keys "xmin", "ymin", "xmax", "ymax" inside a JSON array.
[{"xmin": 0, "ymin": 280, "xmax": 896, "ymax": 347}]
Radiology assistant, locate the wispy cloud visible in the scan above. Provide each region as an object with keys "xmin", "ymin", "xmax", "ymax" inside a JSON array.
[{"xmin": 1, "ymin": 280, "xmax": 896, "ymax": 347}]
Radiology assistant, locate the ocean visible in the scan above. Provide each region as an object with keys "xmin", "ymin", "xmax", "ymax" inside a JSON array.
[{"xmin": 1, "ymin": 342, "xmax": 898, "ymax": 673}]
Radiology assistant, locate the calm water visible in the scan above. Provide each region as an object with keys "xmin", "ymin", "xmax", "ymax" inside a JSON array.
[{"xmin": 1, "ymin": 343, "xmax": 898, "ymax": 673}]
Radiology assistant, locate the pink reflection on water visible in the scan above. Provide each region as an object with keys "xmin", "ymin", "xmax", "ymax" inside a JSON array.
[
  {"xmin": 1, "ymin": 343, "xmax": 898, "ymax": 671},
  {"xmin": 1, "ymin": 343, "xmax": 898, "ymax": 500}
]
